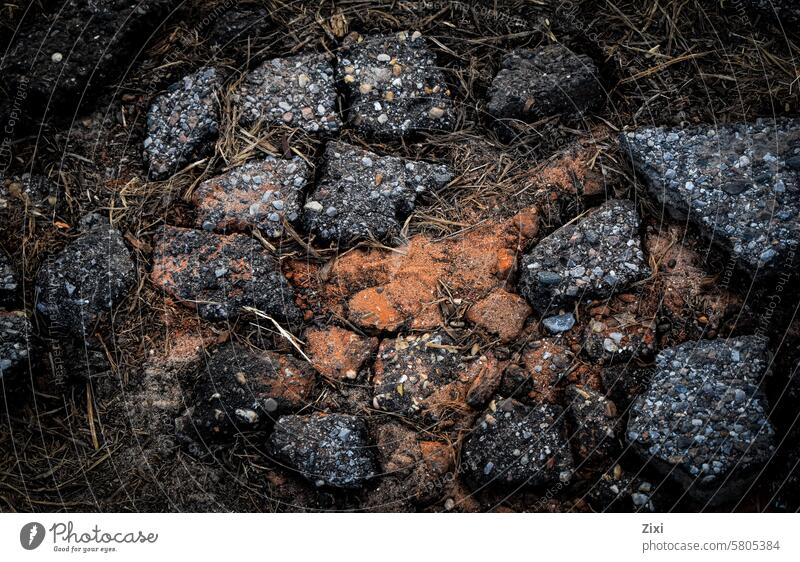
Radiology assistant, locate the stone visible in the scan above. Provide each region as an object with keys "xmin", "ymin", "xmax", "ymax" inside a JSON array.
[
  {"xmin": 465, "ymin": 288, "xmax": 532, "ymax": 342},
  {"xmin": 621, "ymin": 119, "xmax": 800, "ymax": 278},
  {"xmin": 150, "ymin": 225, "xmax": 301, "ymax": 326},
  {"xmin": 461, "ymin": 398, "xmax": 573, "ymax": 489},
  {"xmin": 302, "ymin": 141, "xmax": 451, "ymax": 246},
  {"xmin": 541, "ymin": 312, "xmax": 575, "ymax": 334},
  {"xmin": 0, "ymin": 311, "xmax": 32, "ymax": 380},
  {"xmin": 268, "ymin": 413, "xmax": 376, "ymax": 489},
  {"xmin": 0, "ymin": 253, "xmax": 17, "ymax": 307},
  {"xmin": 487, "ymin": 44, "xmax": 603, "ymax": 137},
  {"xmin": 627, "ymin": 336, "xmax": 775, "ymax": 505},
  {"xmin": 288, "ymin": 207, "xmax": 539, "ymax": 332},
  {"xmin": 337, "ymin": 32, "xmax": 455, "ymax": 137},
  {"xmin": 305, "ymin": 325, "xmax": 378, "ymax": 381},
  {"xmin": 518, "ymin": 198, "xmax": 648, "ymax": 314},
  {"xmin": 373, "ymin": 332, "xmax": 498, "ymax": 427},
  {"xmin": 565, "ymin": 385, "xmax": 619, "ymax": 467},
  {"xmin": 35, "ymin": 216, "xmax": 134, "ymax": 339},
  {"xmin": 235, "ymin": 52, "xmax": 340, "ymax": 133},
  {"xmin": 177, "ymin": 343, "xmax": 316, "ymax": 440},
  {"xmin": 192, "ymin": 156, "xmax": 310, "ymax": 236},
  {"xmin": 144, "ymin": 67, "xmax": 221, "ymax": 180}
]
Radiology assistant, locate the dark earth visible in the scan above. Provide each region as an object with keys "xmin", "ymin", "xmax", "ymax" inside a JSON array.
[{"xmin": 1, "ymin": 0, "xmax": 800, "ymax": 514}]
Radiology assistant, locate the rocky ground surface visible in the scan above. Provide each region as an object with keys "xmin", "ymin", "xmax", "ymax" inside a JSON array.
[{"xmin": 1, "ymin": 0, "xmax": 800, "ymax": 513}]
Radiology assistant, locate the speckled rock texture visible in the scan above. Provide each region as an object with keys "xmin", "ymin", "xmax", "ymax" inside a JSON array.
[
  {"xmin": 192, "ymin": 156, "xmax": 310, "ymax": 236},
  {"xmin": 177, "ymin": 343, "xmax": 316, "ymax": 440},
  {"xmin": 487, "ymin": 44, "xmax": 603, "ymax": 129},
  {"xmin": 518, "ymin": 198, "xmax": 648, "ymax": 315},
  {"xmin": 622, "ymin": 119, "xmax": 800, "ymax": 278},
  {"xmin": 235, "ymin": 52, "xmax": 341, "ymax": 133},
  {"xmin": 144, "ymin": 67, "xmax": 222, "ymax": 180},
  {"xmin": 302, "ymin": 141, "xmax": 452, "ymax": 246},
  {"xmin": 337, "ymin": 32, "xmax": 455, "ymax": 138},
  {"xmin": 372, "ymin": 332, "xmax": 498, "ymax": 427},
  {"xmin": 0, "ymin": 311, "xmax": 32, "ymax": 380},
  {"xmin": 150, "ymin": 226, "xmax": 301, "ymax": 326},
  {"xmin": 462, "ymin": 398, "xmax": 573, "ymax": 489},
  {"xmin": 269, "ymin": 413, "xmax": 377, "ymax": 489},
  {"xmin": 1, "ymin": 173, "xmax": 64, "ymax": 223},
  {"xmin": 0, "ymin": 253, "xmax": 17, "ymax": 307},
  {"xmin": 627, "ymin": 336, "xmax": 775, "ymax": 505},
  {"xmin": 35, "ymin": 217, "xmax": 134, "ymax": 339}
]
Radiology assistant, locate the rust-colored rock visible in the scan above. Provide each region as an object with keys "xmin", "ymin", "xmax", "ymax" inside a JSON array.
[
  {"xmin": 500, "ymin": 339, "xmax": 600, "ymax": 405},
  {"xmin": 466, "ymin": 288, "xmax": 532, "ymax": 342},
  {"xmin": 368, "ymin": 423, "xmax": 455, "ymax": 509},
  {"xmin": 305, "ymin": 325, "xmax": 378, "ymax": 380},
  {"xmin": 287, "ymin": 207, "xmax": 539, "ymax": 332}
]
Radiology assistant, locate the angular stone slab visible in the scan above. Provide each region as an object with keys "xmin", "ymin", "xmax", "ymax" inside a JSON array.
[
  {"xmin": 150, "ymin": 225, "xmax": 301, "ymax": 326},
  {"xmin": 302, "ymin": 140, "xmax": 451, "ymax": 246},
  {"xmin": 622, "ymin": 119, "xmax": 800, "ymax": 278},
  {"xmin": 518, "ymin": 198, "xmax": 648, "ymax": 314},
  {"xmin": 268, "ymin": 413, "xmax": 376, "ymax": 489},
  {"xmin": 627, "ymin": 336, "xmax": 775, "ymax": 505},
  {"xmin": 488, "ymin": 44, "xmax": 603, "ymax": 125},
  {"xmin": 337, "ymin": 32, "xmax": 455, "ymax": 138},
  {"xmin": 35, "ymin": 217, "xmax": 134, "ymax": 339},
  {"xmin": 235, "ymin": 52, "xmax": 341, "ymax": 133},
  {"xmin": 192, "ymin": 156, "xmax": 310, "ymax": 237},
  {"xmin": 461, "ymin": 398, "xmax": 573, "ymax": 489},
  {"xmin": 179, "ymin": 343, "xmax": 316, "ymax": 440},
  {"xmin": 144, "ymin": 67, "xmax": 222, "ymax": 180}
]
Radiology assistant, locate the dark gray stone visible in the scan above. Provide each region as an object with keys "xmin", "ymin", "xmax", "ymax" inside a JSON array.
[
  {"xmin": 302, "ymin": 141, "xmax": 452, "ymax": 246},
  {"xmin": 622, "ymin": 119, "xmax": 800, "ymax": 278},
  {"xmin": 487, "ymin": 44, "xmax": 603, "ymax": 129},
  {"xmin": 518, "ymin": 198, "xmax": 648, "ymax": 314},
  {"xmin": 269, "ymin": 413, "xmax": 377, "ymax": 489},
  {"xmin": 144, "ymin": 67, "xmax": 222, "ymax": 180},
  {"xmin": 337, "ymin": 32, "xmax": 455, "ymax": 138},
  {"xmin": 177, "ymin": 343, "xmax": 316, "ymax": 441},
  {"xmin": 461, "ymin": 398, "xmax": 573, "ymax": 489},
  {"xmin": 35, "ymin": 217, "xmax": 134, "ymax": 339},
  {"xmin": 627, "ymin": 336, "xmax": 775, "ymax": 505}
]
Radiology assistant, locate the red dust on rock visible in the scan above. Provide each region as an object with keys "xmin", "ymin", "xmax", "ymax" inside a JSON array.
[
  {"xmin": 305, "ymin": 325, "xmax": 378, "ymax": 381},
  {"xmin": 466, "ymin": 288, "xmax": 532, "ymax": 342},
  {"xmin": 287, "ymin": 207, "xmax": 539, "ymax": 332}
]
